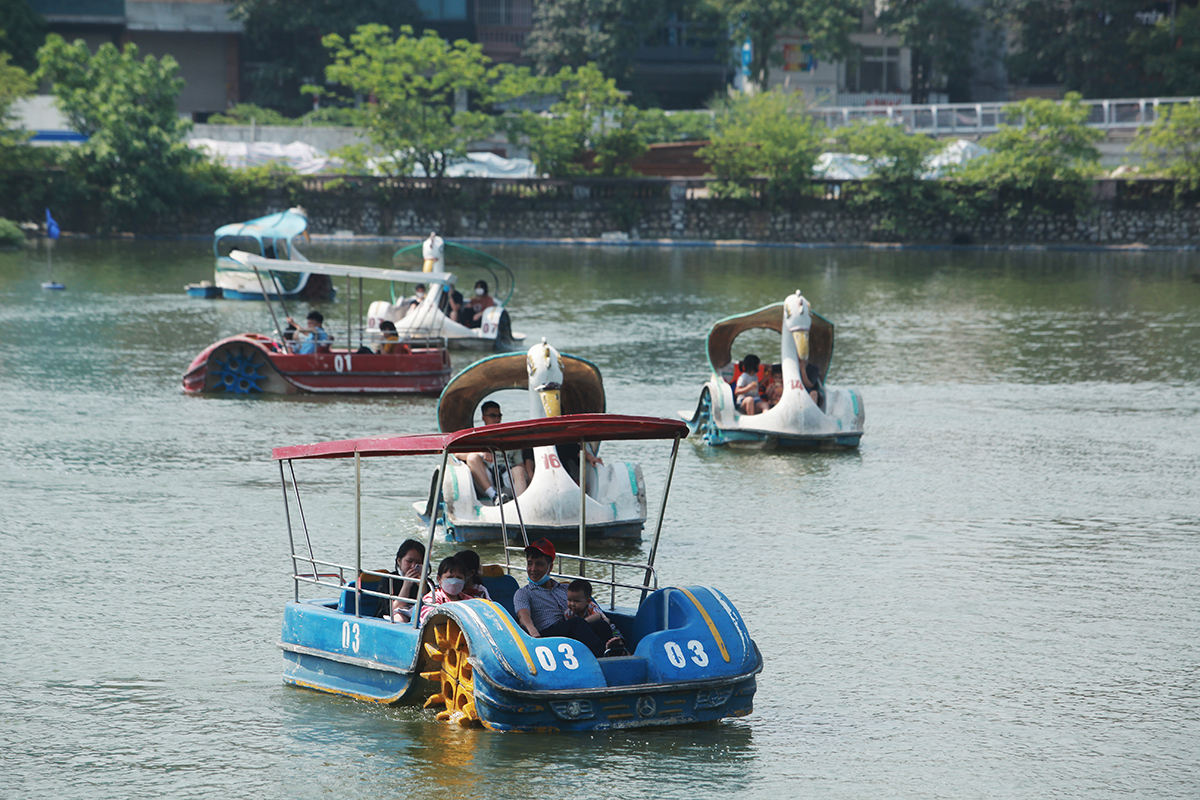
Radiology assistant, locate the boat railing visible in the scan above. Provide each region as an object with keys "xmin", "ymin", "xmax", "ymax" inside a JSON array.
[
  {"xmin": 502, "ymin": 546, "xmax": 659, "ymax": 611},
  {"xmin": 291, "ymin": 557, "xmax": 423, "ymax": 619}
]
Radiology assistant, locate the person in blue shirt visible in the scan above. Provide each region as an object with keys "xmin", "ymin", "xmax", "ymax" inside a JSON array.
[{"xmin": 285, "ymin": 310, "xmax": 329, "ymax": 354}]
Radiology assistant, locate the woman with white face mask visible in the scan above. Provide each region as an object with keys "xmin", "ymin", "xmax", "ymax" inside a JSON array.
[
  {"xmin": 418, "ymin": 556, "xmax": 470, "ymax": 623},
  {"xmin": 465, "ymin": 279, "xmax": 495, "ymax": 329}
]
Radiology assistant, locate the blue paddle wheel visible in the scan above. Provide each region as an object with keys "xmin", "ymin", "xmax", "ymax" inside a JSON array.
[{"xmin": 210, "ymin": 344, "xmax": 267, "ymax": 394}]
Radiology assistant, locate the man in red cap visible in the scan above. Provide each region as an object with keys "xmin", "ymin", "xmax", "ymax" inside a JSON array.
[{"xmin": 513, "ymin": 538, "xmax": 620, "ymax": 658}]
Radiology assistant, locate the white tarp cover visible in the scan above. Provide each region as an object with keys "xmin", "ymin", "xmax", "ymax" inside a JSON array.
[
  {"xmin": 922, "ymin": 138, "xmax": 989, "ymax": 178},
  {"xmin": 813, "ymin": 139, "xmax": 989, "ymax": 180},
  {"xmin": 409, "ymin": 152, "xmax": 539, "ymax": 178},
  {"xmin": 188, "ymin": 139, "xmax": 335, "ymax": 175}
]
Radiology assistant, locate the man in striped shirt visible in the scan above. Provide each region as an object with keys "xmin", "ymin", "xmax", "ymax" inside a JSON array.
[{"xmin": 513, "ymin": 538, "xmax": 618, "ymax": 658}]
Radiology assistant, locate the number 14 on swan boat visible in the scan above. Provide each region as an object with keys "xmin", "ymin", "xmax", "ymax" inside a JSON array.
[{"xmin": 274, "ymin": 415, "xmax": 762, "ymax": 731}]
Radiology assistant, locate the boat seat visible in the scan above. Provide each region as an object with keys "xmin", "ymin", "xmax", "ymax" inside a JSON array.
[
  {"xmin": 626, "ymin": 587, "xmax": 687, "ymax": 646},
  {"xmin": 479, "ymin": 566, "xmax": 520, "ymax": 618},
  {"xmin": 337, "ymin": 571, "xmax": 391, "ymax": 618}
]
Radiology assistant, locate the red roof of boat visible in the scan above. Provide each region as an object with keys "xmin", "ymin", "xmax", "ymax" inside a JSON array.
[{"xmin": 272, "ymin": 414, "xmax": 689, "ymax": 461}]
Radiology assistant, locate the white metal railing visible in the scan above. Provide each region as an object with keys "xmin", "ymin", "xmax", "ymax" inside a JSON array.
[{"xmin": 810, "ymin": 96, "xmax": 1200, "ymax": 135}]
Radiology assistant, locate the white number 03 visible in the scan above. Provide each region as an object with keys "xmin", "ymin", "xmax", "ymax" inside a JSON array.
[
  {"xmin": 534, "ymin": 643, "xmax": 580, "ymax": 671},
  {"xmin": 664, "ymin": 639, "xmax": 708, "ymax": 668}
]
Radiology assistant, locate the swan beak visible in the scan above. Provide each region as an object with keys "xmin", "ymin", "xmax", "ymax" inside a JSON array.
[
  {"xmin": 422, "ymin": 258, "xmax": 436, "ymax": 272},
  {"xmin": 539, "ymin": 388, "xmax": 562, "ymax": 417},
  {"xmin": 792, "ymin": 330, "xmax": 810, "ymax": 361}
]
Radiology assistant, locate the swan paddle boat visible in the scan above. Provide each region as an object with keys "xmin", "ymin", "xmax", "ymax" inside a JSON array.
[
  {"xmin": 186, "ymin": 207, "xmax": 333, "ymax": 300},
  {"xmin": 274, "ymin": 414, "xmax": 762, "ymax": 731},
  {"xmin": 368, "ymin": 233, "xmax": 525, "ymax": 351},
  {"xmin": 414, "ymin": 339, "xmax": 648, "ymax": 543},
  {"xmin": 182, "ymin": 251, "xmax": 451, "ymax": 395},
  {"xmin": 683, "ymin": 291, "xmax": 865, "ymax": 448}
]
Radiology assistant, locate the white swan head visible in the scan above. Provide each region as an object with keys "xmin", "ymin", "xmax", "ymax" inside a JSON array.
[
  {"xmin": 526, "ymin": 337, "xmax": 565, "ymax": 418},
  {"xmin": 784, "ymin": 290, "xmax": 812, "ymax": 361},
  {"xmin": 422, "ymin": 232, "xmax": 444, "ymax": 273}
]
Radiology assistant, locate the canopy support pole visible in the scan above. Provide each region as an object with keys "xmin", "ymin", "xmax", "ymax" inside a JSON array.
[
  {"xmin": 643, "ymin": 436, "xmax": 681, "ymax": 599},
  {"xmin": 578, "ymin": 438, "xmax": 587, "ymax": 571},
  {"xmin": 252, "ymin": 265, "xmax": 287, "ymax": 349},
  {"xmin": 354, "ymin": 451, "xmax": 362, "ymax": 618}
]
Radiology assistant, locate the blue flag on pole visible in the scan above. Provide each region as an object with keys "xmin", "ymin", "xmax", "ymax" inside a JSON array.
[{"xmin": 45, "ymin": 209, "xmax": 60, "ymax": 240}]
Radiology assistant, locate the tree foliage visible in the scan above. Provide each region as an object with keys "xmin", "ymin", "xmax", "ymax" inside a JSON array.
[
  {"xmin": 36, "ymin": 35, "xmax": 203, "ymax": 231},
  {"xmin": 230, "ymin": 0, "xmax": 420, "ymax": 115},
  {"xmin": 831, "ymin": 119, "xmax": 943, "ymax": 181},
  {"xmin": 1130, "ymin": 100, "xmax": 1200, "ymax": 195},
  {"xmin": 523, "ymin": 0, "xmax": 662, "ymax": 79},
  {"xmin": 313, "ymin": 25, "xmax": 517, "ymax": 178},
  {"xmin": 876, "ymin": 0, "xmax": 979, "ymax": 103},
  {"xmin": 702, "ymin": 0, "xmax": 859, "ymax": 90},
  {"xmin": 697, "ymin": 89, "xmax": 824, "ymax": 197},
  {"xmin": 0, "ymin": 0, "xmax": 46, "ymax": 72},
  {"xmin": 512, "ymin": 63, "xmax": 649, "ymax": 177},
  {"xmin": 1130, "ymin": 5, "xmax": 1200, "ymax": 97},
  {"xmin": 984, "ymin": 0, "xmax": 1150, "ymax": 98},
  {"xmin": 956, "ymin": 92, "xmax": 1102, "ymax": 215},
  {"xmin": 0, "ymin": 50, "xmax": 33, "ymax": 140}
]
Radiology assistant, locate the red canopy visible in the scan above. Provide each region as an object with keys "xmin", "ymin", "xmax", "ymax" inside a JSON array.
[{"xmin": 272, "ymin": 414, "xmax": 688, "ymax": 461}]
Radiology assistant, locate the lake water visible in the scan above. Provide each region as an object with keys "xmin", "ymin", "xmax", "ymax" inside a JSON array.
[{"xmin": 2, "ymin": 239, "xmax": 1199, "ymax": 799}]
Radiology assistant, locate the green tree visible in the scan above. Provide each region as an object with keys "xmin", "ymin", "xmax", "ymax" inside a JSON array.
[
  {"xmin": 36, "ymin": 35, "xmax": 203, "ymax": 231},
  {"xmin": 513, "ymin": 63, "xmax": 649, "ymax": 177},
  {"xmin": 830, "ymin": 119, "xmax": 969, "ymax": 239},
  {"xmin": 831, "ymin": 119, "xmax": 943, "ymax": 181},
  {"xmin": 0, "ymin": 0, "xmax": 46, "ymax": 72},
  {"xmin": 703, "ymin": 0, "xmax": 859, "ymax": 90},
  {"xmin": 0, "ymin": 50, "xmax": 33, "ymax": 141},
  {"xmin": 230, "ymin": 0, "xmax": 420, "ymax": 115},
  {"xmin": 956, "ymin": 92, "xmax": 1102, "ymax": 215},
  {"xmin": 313, "ymin": 25, "xmax": 516, "ymax": 178},
  {"xmin": 983, "ymin": 0, "xmax": 1147, "ymax": 98},
  {"xmin": 1130, "ymin": 100, "xmax": 1200, "ymax": 195},
  {"xmin": 696, "ymin": 88, "xmax": 824, "ymax": 197},
  {"xmin": 523, "ymin": 0, "xmax": 663, "ymax": 79},
  {"xmin": 1130, "ymin": 5, "xmax": 1200, "ymax": 96},
  {"xmin": 876, "ymin": 0, "xmax": 979, "ymax": 103}
]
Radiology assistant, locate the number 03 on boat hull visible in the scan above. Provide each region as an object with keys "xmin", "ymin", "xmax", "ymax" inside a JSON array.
[{"xmin": 274, "ymin": 415, "xmax": 762, "ymax": 731}]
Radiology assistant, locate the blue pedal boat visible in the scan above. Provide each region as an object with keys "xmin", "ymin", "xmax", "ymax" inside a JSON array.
[{"xmin": 273, "ymin": 414, "xmax": 762, "ymax": 731}]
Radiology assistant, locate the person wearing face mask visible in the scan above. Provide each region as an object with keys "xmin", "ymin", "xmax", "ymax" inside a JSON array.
[
  {"xmin": 418, "ymin": 556, "xmax": 470, "ymax": 624},
  {"xmin": 512, "ymin": 539, "xmax": 611, "ymax": 658},
  {"xmin": 464, "ymin": 279, "xmax": 495, "ymax": 329}
]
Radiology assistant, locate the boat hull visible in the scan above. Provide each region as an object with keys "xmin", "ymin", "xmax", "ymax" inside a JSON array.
[
  {"xmin": 278, "ymin": 583, "xmax": 762, "ymax": 732},
  {"xmin": 683, "ymin": 379, "xmax": 865, "ymax": 449},
  {"xmin": 182, "ymin": 335, "xmax": 451, "ymax": 395}
]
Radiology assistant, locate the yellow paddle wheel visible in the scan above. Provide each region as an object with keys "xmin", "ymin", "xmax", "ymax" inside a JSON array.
[{"xmin": 421, "ymin": 618, "xmax": 481, "ymax": 727}]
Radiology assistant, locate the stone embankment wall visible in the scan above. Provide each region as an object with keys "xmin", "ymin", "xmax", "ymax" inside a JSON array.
[{"xmin": 281, "ymin": 178, "xmax": 1200, "ymax": 246}]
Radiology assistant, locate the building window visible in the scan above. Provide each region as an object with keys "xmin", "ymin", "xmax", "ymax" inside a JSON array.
[
  {"xmin": 419, "ymin": 0, "xmax": 468, "ymax": 21},
  {"xmin": 846, "ymin": 46, "xmax": 901, "ymax": 93},
  {"xmin": 476, "ymin": 0, "xmax": 533, "ymax": 27}
]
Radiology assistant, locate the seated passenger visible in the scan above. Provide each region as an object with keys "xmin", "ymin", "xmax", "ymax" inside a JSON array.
[
  {"xmin": 376, "ymin": 320, "xmax": 407, "ymax": 354},
  {"xmin": 754, "ymin": 364, "xmax": 783, "ymax": 414},
  {"xmin": 444, "ymin": 284, "xmax": 466, "ymax": 323},
  {"xmin": 734, "ymin": 354, "xmax": 761, "ymax": 415},
  {"xmin": 566, "ymin": 578, "xmax": 625, "ymax": 656},
  {"xmin": 455, "ymin": 549, "xmax": 492, "ymax": 600},
  {"xmin": 418, "ymin": 556, "xmax": 471, "ymax": 624},
  {"xmin": 285, "ymin": 310, "xmax": 329, "ymax": 355},
  {"xmin": 513, "ymin": 539, "xmax": 614, "ymax": 658},
  {"xmin": 799, "ymin": 357, "xmax": 824, "ymax": 407},
  {"xmin": 398, "ymin": 283, "xmax": 426, "ymax": 318},
  {"xmin": 389, "ymin": 538, "xmax": 426, "ymax": 623},
  {"xmin": 464, "ymin": 280, "xmax": 496, "ymax": 329},
  {"xmin": 555, "ymin": 441, "xmax": 603, "ymax": 485},
  {"xmin": 464, "ymin": 401, "xmax": 529, "ymax": 504}
]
